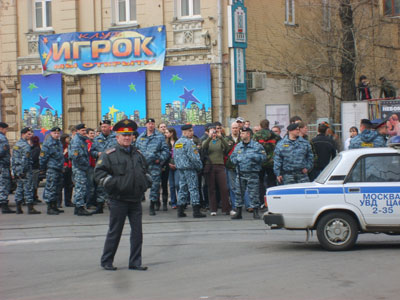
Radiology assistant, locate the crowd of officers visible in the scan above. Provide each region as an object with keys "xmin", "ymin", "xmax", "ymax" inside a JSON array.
[{"xmin": 0, "ymin": 115, "xmax": 389, "ymax": 218}]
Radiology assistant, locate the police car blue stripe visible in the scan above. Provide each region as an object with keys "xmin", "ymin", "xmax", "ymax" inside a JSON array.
[
  {"xmin": 267, "ymin": 186, "xmax": 399, "ymax": 196},
  {"xmin": 267, "ymin": 187, "xmax": 343, "ymax": 196}
]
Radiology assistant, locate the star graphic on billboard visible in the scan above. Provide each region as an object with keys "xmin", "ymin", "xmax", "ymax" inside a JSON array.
[
  {"xmin": 129, "ymin": 83, "xmax": 136, "ymax": 92},
  {"xmin": 179, "ymin": 87, "xmax": 201, "ymax": 108},
  {"xmin": 171, "ymin": 74, "xmax": 182, "ymax": 84},
  {"xmin": 35, "ymin": 95, "xmax": 55, "ymax": 114},
  {"xmin": 108, "ymin": 105, "xmax": 119, "ymax": 119},
  {"xmin": 28, "ymin": 83, "xmax": 38, "ymax": 92}
]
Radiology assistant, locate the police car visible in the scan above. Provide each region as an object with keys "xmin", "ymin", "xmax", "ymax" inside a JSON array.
[{"xmin": 263, "ymin": 138, "xmax": 400, "ymax": 251}]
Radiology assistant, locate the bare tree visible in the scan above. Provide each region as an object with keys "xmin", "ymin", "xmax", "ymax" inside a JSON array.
[{"xmin": 251, "ymin": 0, "xmax": 398, "ymax": 121}]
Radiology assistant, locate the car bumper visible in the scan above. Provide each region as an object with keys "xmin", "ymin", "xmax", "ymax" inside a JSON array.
[{"xmin": 263, "ymin": 213, "xmax": 284, "ymax": 228}]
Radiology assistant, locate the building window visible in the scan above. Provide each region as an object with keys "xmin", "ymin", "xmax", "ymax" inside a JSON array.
[
  {"xmin": 322, "ymin": 0, "xmax": 331, "ymax": 30},
  {"xmin": 384, "ymin": 0, "xmax": 400, "ymax": 17},
  {"xmin": 34, "ymin": 0, "xmax": 52, "ymax": 30},
  {"xmin": 116, "ymin": 0, "xmax": 137, "ymax": 24},
  {"xmin": 178, "ymin": 0, "xmax": 201, "ymax": 18}
]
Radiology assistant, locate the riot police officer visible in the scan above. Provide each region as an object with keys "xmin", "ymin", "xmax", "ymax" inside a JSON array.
[
  {"xmin": 349, "ymin": 119, "xmax": 387, "ymax": 149},
  {"xmin": 273, "ymin": 123, "xmax": 314, "ymax": 185},
  {"xmin": 230, "ymin": 127, "xmax": 267, "ymax": 219},
  {"xmin": 136, "ymin": 118, "xmax": 169, "ymax": 216},
  {"xmin": 174, "ymin": 124, "xmax": 205, "ymax": 218},
  {"xmin": 0, "ymin": 122, "xmax": 14, "ymax": 214},
  {"xmin": 70, "ymin": 124, "xmax": 92, "ymax": 216},
  {"xmin": 12, "ymin": 127, "xmax": 40, "ymax": 214},
  {"xmin": 40, "ymin": 127, "xmax": 64, "ymax": 215}
]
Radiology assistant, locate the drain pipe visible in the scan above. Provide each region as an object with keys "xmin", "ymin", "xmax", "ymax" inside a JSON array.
[{"xmin": 217, "ymin": 0, "xmax": 224, "ymax": 124}]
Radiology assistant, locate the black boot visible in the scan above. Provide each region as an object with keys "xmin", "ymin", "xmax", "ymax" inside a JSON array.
[
  {"xmin": 16, "ymin": 202, "xmax": 23, "ymax": 214},
  {"xmin": 231, "ymin": 207, "xmax": 242, "ymax": 220},
  {"xmin": 177, "ymin": 205, "xmax": 187, "ymax": 218},
  {"xmin": 1, "ymin": 203, "xmax": 16, "ymax": 214},
  {"xmin": 149, "ymin": 202, "xmax": 156, "ymax": 216},
  {"xmin": 162, "ymin": 195, "xmax": 168, "ymax": 211},
  {"xmin": 76, "ymin": 206, "xmax": 92, "ymax": 216},
  {"xmin": 91, "ymin": 202, "xmax": 104, "ymax": 214},
  {"xmin": 28, "ymin": 203, "xmax": 41, "ymax": 214},
  {"xmin": 155, "ymin": 201, "xmax": 161, "ymax": 211},
  {"xmin": 193, "ymin": 205, "xmax": 206, "ymax": 218},
  {"xmin": 53, "ymin": 202, "xmax": 64, "ymax": 213},
  {"xmin": 47, "ymin": 202, "xmax": 59, "ymax": 215},
  {"xmin": 253, "ymin": 208, "xmax": 261, "ymax": 220}
]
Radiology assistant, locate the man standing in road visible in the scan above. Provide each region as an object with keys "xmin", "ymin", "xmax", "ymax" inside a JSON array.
[
  {"xmin": 12, "ymin": 127, "xmax": 41, "ymax": 214},
  {"xmin": 0, "ymin": 122, "xmax": 15, "ymax": 214},
  {"xmin": 40, "ymin": 127, "xmax": 65, "ymax": 215},
  {"xmin": 230, "ymin": 127, "xmax": 267, "ymax": 220},
  {"xmin": 95, "ymin": 119, "xmax": 150, "ymax": 271},
  {"xmin": 136, "ymin": 118, "xmax": 169, "ymax": 216},
  {"xmin": 174, "ymin": 124, "xmax": 205, "ymax": 218},
  {"xmin": 349, "ymin": 119, "xmax": 387, "ymax": 149},
  {"xmin": 273, "ymin": 123, "xmax": 314, "ymax": 185}
]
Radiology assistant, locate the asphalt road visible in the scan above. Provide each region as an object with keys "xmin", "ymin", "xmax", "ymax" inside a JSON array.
[{"xmin": 1, "ymin": 192, "xmax": 400, "ymax": 300}]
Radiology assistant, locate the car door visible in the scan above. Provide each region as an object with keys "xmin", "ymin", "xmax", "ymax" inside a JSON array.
[{"xmin": 344, "ymin": 153, "xmax": 400, "ymax": 225}]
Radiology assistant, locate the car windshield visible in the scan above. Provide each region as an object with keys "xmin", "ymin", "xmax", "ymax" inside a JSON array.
[{"xmin": 315, "ymin": 154, "xmax": 342, "ymax": 184}]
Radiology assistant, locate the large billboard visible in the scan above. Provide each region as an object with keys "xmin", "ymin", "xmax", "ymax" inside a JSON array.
[
  {"xmin": 21, "ymin": 74, "xmax": 62, "ymax": 140},
  {"xmin": 160, "ymin": 64, "xmax": 212, "ymax": 125},
  {"xmin": 39, "ymin": 26, "xmax": 166, "ymax": 75},
  {"xmin": 100, "ymin": 72, "xmax": 146, "ymax": 126}
]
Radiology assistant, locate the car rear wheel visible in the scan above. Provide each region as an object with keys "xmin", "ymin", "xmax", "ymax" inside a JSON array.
[{"xmin": 316, "ymin": 212, "xmax": 358, "ymax": 251}]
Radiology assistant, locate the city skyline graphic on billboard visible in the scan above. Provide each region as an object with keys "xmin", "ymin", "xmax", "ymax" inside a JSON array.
[
  {"xmin": 100, "ymin": 72, "xmax": 146, "ymax": 126},
  {"xmin": 161, "ymin": 64, "xmax": 212, "ymax": 125},
  {"xmin": 21, "ymin": 74, "xmax": 62, "ymax": 139}
]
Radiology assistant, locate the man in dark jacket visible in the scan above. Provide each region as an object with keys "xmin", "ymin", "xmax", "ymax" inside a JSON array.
[
  {"xmin": 310, "ymin": 124, "xmax": 337, "ymax": 180},
  {"xmin": 95, "ymin": 119, "xmax": 150, "ymax": 271}
]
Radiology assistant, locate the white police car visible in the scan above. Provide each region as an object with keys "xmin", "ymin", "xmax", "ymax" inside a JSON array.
[{"xmin": 264, "ymin": 139, "xmax": 400, "ymax": 251}]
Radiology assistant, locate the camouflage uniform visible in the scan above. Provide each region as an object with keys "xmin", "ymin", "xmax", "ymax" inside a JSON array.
[
  {"xmin": 70, "ymin": 133, "xmax": 90, "ymax": 208},
  {"xmin": 230, "ymin": 140, "xmax": 267, "ymax": 208},
  {"xmin": 0, "ymin": 132, "xmax": 11, "ymax": 204},
  {"xmin": 40, "ymin": 136, "xmax": 64, "ymax": 204},
  {"xmin": 136, "ymin": 130, "xmax": 169, "ymax": 203},
  {"xmin": 274, "ymin": 136, "xmax": 314, "ymax": 185},
  {"xmin": 12, "ymin": 139, "xmax": 34, "ymax": 204},
  {"xmin": 349, "ymin": 130, "xmax": 387, "ymax": 149},
  {"xmin": 174, "ymin": 136, "xmax": 203, "ymax": 206},
  {"xmin": 90, "ymin": 131, "xmax": 117, "ymax": 204}
]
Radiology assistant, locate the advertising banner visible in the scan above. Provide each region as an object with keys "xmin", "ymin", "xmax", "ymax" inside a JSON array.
[
  {"xmin": 39, "ymin": 26, "xmax": 166, "ymax": 75},
  {"xmin": 21, "ymin": 74, "xmax": 62, "ymax": 141},
  {"xmin": 160, "ymin": 64, "xmax": 212, "ymax": 125},
  {"xmin": 100, "ymin": 72, "xmax": 146, "ymax": 126}
]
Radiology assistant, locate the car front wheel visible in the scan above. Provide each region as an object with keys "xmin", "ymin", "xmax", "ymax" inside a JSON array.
[{"xmin": 316, "ymin": 212, "xmax": 358, "ymax": 251}]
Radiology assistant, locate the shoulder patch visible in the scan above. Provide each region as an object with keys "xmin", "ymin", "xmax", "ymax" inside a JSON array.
[
  {"xmin": 74, "ymin": 150, "xmax": 79, "ymax": 156},
  {"xmin": 40, "ymin": 151, "xmax": 45, "ymax": 157},
  {"xmin": 283, "ymin": 144, "xmax": 290, "ymax": 147},
  {"xmin": 13, "ymin": 146, "xmax": 19, "ymax": 150},
  {"xmin": 96, "ymin": 159, "xmax": 102, "ymax": 165},
  {"xmin": 175, "ymin": 143, "xmax": 183, "ymax": 149},
  {"xmin": 98, "ymin": 139, "xmax": 103, "ymax": 143},
  {"xmin": 106, "ymin": 148, "xmax": 116, "ymax": 154}
]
